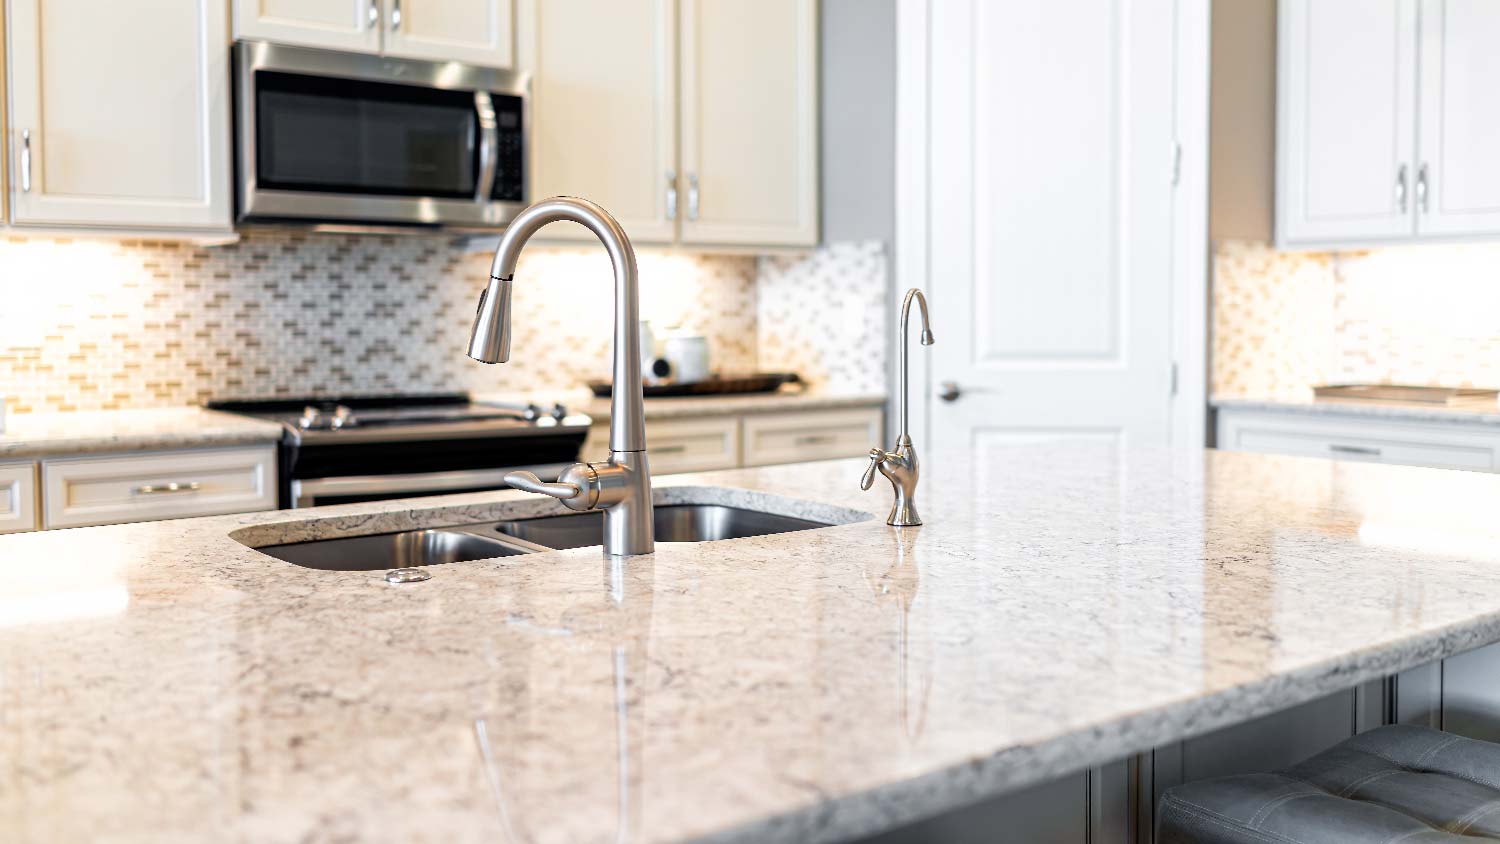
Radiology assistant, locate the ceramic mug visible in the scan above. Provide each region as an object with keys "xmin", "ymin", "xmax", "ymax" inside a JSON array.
[{"xmin": 663, "ymin": 334, "xmax": 711, "ymax": 383}]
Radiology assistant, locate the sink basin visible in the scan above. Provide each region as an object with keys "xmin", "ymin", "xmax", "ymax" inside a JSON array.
[
  {"xmin": 488, "ymin": 504, "xmax": 832, "ymax": 550},
  {"xmin": 260, "ymin": 528, "xmax": 531, "ymax": 571}
]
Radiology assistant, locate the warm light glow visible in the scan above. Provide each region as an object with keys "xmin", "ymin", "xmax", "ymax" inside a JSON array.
[
  {"xmin": 0, "ymin": 587, "xmax": 129, "ymax": 628},
  {"xmin": 0, "ymin": 238, "xmax": 156, "ymax": 349}
]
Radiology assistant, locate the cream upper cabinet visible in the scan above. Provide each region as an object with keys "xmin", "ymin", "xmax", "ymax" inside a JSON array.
[
  {"xmin": 234, "ymin": 0, "xmax": 513, "ymax": 68},
  {"xmin": 1416, "ymin": 0, "xmax": 1500, "ymax": 237},
  {"xmin": 7, "ymin": 0, "xmax": 232, "ymax": 230},
  {"xmin": 1276, "ymin": 0, "xmax": 1418, "ymax": 248},
  {"xmin": 518, "ymin": 0, "xmax": 677, "ymax": 244},
  {"xmin": 679, "ymin": 0, "xmax": 819, "ymax": 247},
  {"xmin": 1, "ymin": 5, "xmax": 8, "ymax": 226},
  {"xmin": 234, "ymin": 0, "xmax": 381, "ymax": 52},
  {"xmin": 384, "ymin": 0, "xmax": 513, "ymax": 68}
]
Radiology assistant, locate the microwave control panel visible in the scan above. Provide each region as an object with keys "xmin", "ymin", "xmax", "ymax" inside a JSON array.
[{"xmin": 492, "ymin": 95, "xmax": 525, "ymax": 203}]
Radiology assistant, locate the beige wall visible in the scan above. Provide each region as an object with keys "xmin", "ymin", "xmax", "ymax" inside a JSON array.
[{"xmin": 1210, "ymin": 0, "xmax": 1277, "ymax": 242}]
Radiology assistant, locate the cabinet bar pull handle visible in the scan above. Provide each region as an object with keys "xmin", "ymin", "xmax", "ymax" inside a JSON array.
[
  {"xmin": 794, "ymin": 434, "xmax": 835, "ymax": 446},
  {"xmin": 367, "ymin": 0, "xmax": 380, "ymax": 29},
  {"xmin": 687, "ymin": 173, "xmax": 700, "ymax": 221},
  {"xmin": 1395, "ymin": 164, "xmax": 1408, "ymax": 213},
  {"xmin": 1417, "ymin": 163, "xmax": 1430, "ymax": 213},
  {"xmin": 654, "ymin": 444, "xmax": 688, "ymax": 455},
  {"xmin": 666, "ymin": 170, "xmax": 677, "ymax": 220},
  {"xmin": 390, "ymin": 0, "xmax": 401, "ymax": 30},
  {"xmin": 134, "ymin": 481, "xmax": 202, "ymax": 496},
  {"xmin": 19, "ymin": 130, "xmax": 31, "ymax": 193},
  {"xmin": 1328, "ymin": 444, "xmax": 1381, "ymax": 457}
]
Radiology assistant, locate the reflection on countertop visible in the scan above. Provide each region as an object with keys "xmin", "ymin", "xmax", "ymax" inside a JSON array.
[{"xmin": 5, "ymin": 445, "xmax": 1500, "ymax": 842}]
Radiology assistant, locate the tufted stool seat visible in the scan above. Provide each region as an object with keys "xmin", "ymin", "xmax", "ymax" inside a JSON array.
[{"xmin": 1159, "ymin": 725, "xmax": 1500, "ymax": 842}]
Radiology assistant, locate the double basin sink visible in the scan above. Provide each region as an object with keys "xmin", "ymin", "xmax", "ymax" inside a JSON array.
[{"xmin": 259, "ymin": 505, "xmax": 831, "ymax": 572}]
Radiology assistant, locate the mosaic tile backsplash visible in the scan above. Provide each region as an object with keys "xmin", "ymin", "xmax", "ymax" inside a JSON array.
[
  {"xmin": 757, "ymin": 240, "xmax": 887, "ymax": 394},
  {"xmin": 1213, "ymin": 239, "xmax": 1500, "ymax": 398},
  {"xmin": 0, "ymin": 230, "xmax": 885, "ymax": 413}
]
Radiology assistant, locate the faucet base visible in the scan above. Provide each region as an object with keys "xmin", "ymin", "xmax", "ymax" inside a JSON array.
[{"xmin": 887, "ymin": 500, "xmax": 922, "ymax": 527}]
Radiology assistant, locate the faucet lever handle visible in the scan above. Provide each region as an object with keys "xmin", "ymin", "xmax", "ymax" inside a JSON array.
[
  {"xmin": 860, "ymin": 448, "xmax": 886, "ymax": 491},
  {"xmin": 504, "ymin": 470, "xmax": 581, "ymax": 501}
]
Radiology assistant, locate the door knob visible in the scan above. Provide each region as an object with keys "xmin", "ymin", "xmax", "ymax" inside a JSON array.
[{"xmin": 938, "ymin": 381, "xmax": 961, "ymax": 402}]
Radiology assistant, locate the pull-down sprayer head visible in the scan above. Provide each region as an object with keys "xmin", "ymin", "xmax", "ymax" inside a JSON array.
[{"xmin": 467, "ymin": 276, "xmax": 514, "ymax": 364}]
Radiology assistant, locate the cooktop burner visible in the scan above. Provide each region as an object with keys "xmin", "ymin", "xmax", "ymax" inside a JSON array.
[{"xmin": 206, "ymin": 393, "xmax": 582, "ymax": 440}]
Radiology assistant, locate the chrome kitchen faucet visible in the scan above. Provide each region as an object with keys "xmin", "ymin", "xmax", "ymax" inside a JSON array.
[
  {"xmin": 467, "ymin": 197, "xmax": 654, "ymax": 557},
  {"xmin": 861, "ymin": 288, "xmax": 934, "ymax": 527}
]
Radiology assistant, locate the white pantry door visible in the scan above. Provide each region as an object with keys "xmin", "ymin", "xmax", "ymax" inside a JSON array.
[{"xmin": 913, "ymin": 0, "xmax": 1191, "ymax": 456}]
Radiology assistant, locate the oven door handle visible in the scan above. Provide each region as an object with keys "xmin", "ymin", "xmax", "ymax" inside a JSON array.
[
  {"xmin": 292, "ymin": 464, "xmax": 570, "ymax": 508},
  {"xmin": 474, "ymin": 91, "xmax": 499, "ymax": 202}
]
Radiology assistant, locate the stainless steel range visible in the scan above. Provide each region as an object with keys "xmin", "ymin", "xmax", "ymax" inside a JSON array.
[{"xmin": 206, "ymin": 393, "xmax": 590, "ymax": 508}]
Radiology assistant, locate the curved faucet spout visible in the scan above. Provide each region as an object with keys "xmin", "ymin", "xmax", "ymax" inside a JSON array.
[
  {"xmin": 467, "ymin": 197, "xmax": 654, "ymax": 556},
  {"xmin": 897, "ymin": 288, "xmax": 935, "ymax": 445}
]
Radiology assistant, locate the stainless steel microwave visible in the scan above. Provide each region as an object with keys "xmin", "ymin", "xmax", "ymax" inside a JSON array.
[{"xmin": 233, "ymin": 41, "xmax": 528, "ymax": 229}]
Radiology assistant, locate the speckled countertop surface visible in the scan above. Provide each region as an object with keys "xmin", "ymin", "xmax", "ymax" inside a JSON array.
[
  {"xmin": 1213, "ymin": 392, "xmax": 1500, "ymax": 426},
  {"xmin": 476, "ymin": 385, "xmax": 886, "ymax": 421},
  {"xmin": 0, "ymin": 407, "xmax": 285, "ymax": 458},
  {"xmin": 7, "ymin": 445, "xmax": 1500, "ymax": 843}
]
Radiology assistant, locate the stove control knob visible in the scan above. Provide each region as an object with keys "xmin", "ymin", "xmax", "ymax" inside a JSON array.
[{"xmin": 551, "ymin": 403, "xmax": 568, "ymax": 421}]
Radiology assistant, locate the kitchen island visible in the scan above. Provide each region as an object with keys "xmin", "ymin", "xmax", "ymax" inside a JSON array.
[{"xmin": 5, "ymin": 444, "xmax": 1500, "ymax": 842}]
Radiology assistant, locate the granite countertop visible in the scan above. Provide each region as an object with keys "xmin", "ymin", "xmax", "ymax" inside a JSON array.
[
  {"xmin": 476, "ymin": 385, "xmax": 886, "ymax": 422},
  {"xmin": 0, "ymin": 407, "xmax": 285, "ymax": 458},
  {"xmin": 1213, "ymin": 392, "xmax": 1500, "ymax": 426},
  {"xmin": 7, "ymin": 445, "xmax": 1500, "ymax": 842}
]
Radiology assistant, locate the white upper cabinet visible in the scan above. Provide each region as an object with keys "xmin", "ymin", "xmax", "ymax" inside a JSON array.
[
  {"xmin": 1276, "ymin": 0, "xmax": 1418, "ymax": 247},
  {"xmin": 234, "ymin": 0, "xmax": 513, "ymax": 68},
  {"xmin": 1276, "ymin": 0, "xmax": 1500, "ymax": 248},
  {"xmin": 679, "ymin": 0, "xmax": 819, "ymax": 247},
  {"xmin": 1416, "ymin": 0, "xmax": 1500, "ymax": 236},
  {"xmin": 519, "ymin": 0, "xmax": 819, "ymax": 248},
  {"xmin": 384, "ymin": 0, "xmax": 513, "ymax": 68},
  {"xmin": 518, "ymin": 0, "xmax": 676, "ymax": 243},
  {"xmin": 234, "ymin": 0, "xmax": 381, "ymax": 53},
  {"xmin": 7, "ymin": 0, "xmax": 232, "ymax": 231}
]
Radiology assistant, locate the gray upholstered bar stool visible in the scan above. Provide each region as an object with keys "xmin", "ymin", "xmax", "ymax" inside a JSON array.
[{"xmin": 1159, "ymin": 725, "xmax": 1500, "ymax": 842}]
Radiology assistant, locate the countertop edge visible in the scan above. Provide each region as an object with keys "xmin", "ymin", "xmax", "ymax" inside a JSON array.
[{"xmin": 1211, "ymin": 395, "xmax": 1500, "ymax": 427}]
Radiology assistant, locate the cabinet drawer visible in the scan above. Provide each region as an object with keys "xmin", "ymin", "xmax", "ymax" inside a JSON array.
[
  {"xmin": 43, "ymin": 446, "xmax": 278, "ymax": 529},
  {"xmin": 742, "ymin": 407, "xmax": 883, "ymax": 467},
  {"xmin": 0, "ymin": 462, "xmax": 39, "ymax": 534},
  {"xmin": 1217, "ymin": 410, "xmax": 1500, "ymax": 472},
  {"xmin": 581, "ymin": 417, "xmax": 741, "ymax": 475},
  {"xmin": 647, "ymin": 417, "xmax": 741, "ymax": 474}
]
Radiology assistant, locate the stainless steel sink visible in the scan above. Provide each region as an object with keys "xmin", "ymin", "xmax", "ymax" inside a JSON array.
[
  {"xmin": 260, "ymin": 528, "xmax": 532, "ymax": 571},
  {"xmin": 487, "ymin": 504, "xmax": 831, "ymax": 550}
]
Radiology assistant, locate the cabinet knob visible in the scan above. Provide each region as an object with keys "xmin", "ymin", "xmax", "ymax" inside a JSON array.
[{"xmin": 938, "ymin": 381, "xmax": 962, "ymax": 402}]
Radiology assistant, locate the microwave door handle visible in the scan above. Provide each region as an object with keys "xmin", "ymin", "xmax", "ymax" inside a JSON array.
[{"xmin": 474, "ymin": 92, "xmax": 499, "ymax": 202}]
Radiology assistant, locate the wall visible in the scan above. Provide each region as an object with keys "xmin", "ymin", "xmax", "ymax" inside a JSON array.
[
  {"xmin": 820, "ymin": 0, "xmax": 895, "ymax": 245},
  {"xmin": 1209, "ymin": 0, "xmax": 1276, "ymax": 242},
  {"xmin": 1213, "ymin": 239, "xmax": 1500, "ymax": 398},
  {"xmin": 0, "ymin": 230, "xmax": 757, "ymax": 413}
]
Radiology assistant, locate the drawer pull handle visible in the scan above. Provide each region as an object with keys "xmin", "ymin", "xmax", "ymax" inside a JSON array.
[
  {"xmin": 654, "ymin": 445, "xmax": 688, "ymax": 455},
  {"xmin": 1328, "ymin": 444, "xmax": 1381, "ymax": 457},
  {"xmin": 134, "ymin": 481, "xmax": 202, "ymax": 496},
  {"xmin": 794, "ymin": 434, "xmax": 836, "ymax": 446}
]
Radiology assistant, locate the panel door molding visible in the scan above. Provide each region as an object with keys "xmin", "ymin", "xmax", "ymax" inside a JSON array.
[
  {"xmin": 383, "ymin": 0, "xmax": 514, "ymax": 68},
  {"xmin": 1415, "ymin": 0, "xmax": 1500, "ymax": 236},
  {"xmin": 233, "ymin": 0, "xmax": 382, "ymax": 52},
  {"xmin": 518, "ymin": 0, "xmax": 676, "ymax": 243},
  {"xmin": 1276, "ymin": 0, "xmax": 1418, "ymax": 246},
  {"xmin": 678, "ymin": 0, "xmax": 819, "ymax": 246},
  {"xmin": 9, "ymin": 0, "xmax": 232, "ymax": 229}
]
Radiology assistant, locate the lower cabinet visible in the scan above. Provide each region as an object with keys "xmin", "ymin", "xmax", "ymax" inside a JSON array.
[
  {"xmin": 0, "ymin": 462, "xmax": 39, "ymax": 534},
  {"xmin": 41, "ymin": 445, "xmax": 277, "ymax": 529},
  {"xmin": 1215, "ymin": 405, "xmax": 1500, "ymax": 471},
  {"xmin": 582, "ymin": 405, "xmax": 885, "ymax": 475}
]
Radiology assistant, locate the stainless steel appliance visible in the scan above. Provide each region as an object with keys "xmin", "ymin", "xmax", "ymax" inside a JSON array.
[
  {"xmin": 206, "ymin": 394, "xmax": 589, "ymax": 508},
  {"xmin": 233, "ymin": 41, "xmax": 528, "ymax": 229}
]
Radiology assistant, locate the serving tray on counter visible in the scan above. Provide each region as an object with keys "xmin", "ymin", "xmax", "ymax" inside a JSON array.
[
  {"xmin": 1313, "ymin": 384, "xmax": 1500, "ymax": 405},
  {"xmin": 587, "ymin": 372, "xmax": 801, "ymax": 399}
]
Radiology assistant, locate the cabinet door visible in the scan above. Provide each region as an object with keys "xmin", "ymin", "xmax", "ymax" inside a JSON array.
[
  {"xmin": 1415, "ymin": 0, "xmax": 1500, "ymax": 236},
  {"xmin": 8, "ymin": 0, "xmax": 232, "ymax": 230},
  {"xmin": 384, "ymin": 0, "xmax": 512, "ymax": 68},
  {"xmin": 1441, "ymin": 641, "xmax": 1500, "ymax": 742},
  {"xmin": 518, "ymin": 0, "xmax": 676, "ymax": 243},
  {"xmin": 0, "ymin": 463, "xmax": 38, "ymax": 535},
  {"xmin": 1276, "ymin": 0, "xmax": 1418, "ymax": 247},
  {"xmin": 234, "ymin": 0, "xmax": 382, "ymax": 53},
  {"xmin": 679, "ymin": 0, "xmax": 818, "ymax": 247},
  {"xmin": 1, "ymin": 5, "xmax": 8, "ymax": 226}
]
